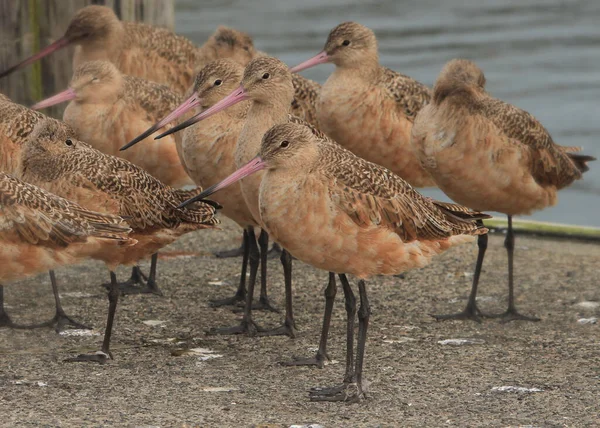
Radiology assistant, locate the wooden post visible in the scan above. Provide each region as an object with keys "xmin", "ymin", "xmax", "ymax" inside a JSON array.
[{"xmin": 0, "ymin": 0, "xmax": 174, "ymax": 118}]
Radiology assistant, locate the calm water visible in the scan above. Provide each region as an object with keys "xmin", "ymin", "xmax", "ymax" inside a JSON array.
[{"xmin": 175, "ymin": 0, "xmax": 600, "ymax": 227}]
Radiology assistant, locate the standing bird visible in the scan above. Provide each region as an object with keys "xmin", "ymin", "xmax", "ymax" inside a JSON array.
[
  {"xmin": 31, "ymin": 61, "xmax": 195, "ymax": 294},
  {"xmin": 291, "ymin": 22, "xmax": 434, "ymax": 188},
  {"xmin": 19, "ymin": 120, "xmax": 220, "ymax": 360},
  {"xmin": 155, "ymin": 57, "xmax": 322, "ymax": 338},
  {"xmin": 121, "ymin": 59, "xmax": 276, "ymax": 312},
  {"xmin": 0, "ymin": 93, "xmax": 104, "ymax": 329},
  {"xmin": 183, "ymin": 122, "xmax": 489, "ymax": 402},
  {"xmin": 0, "ymin": 5, "xmax": 200, "ymax": 95},
  {"xmin": 411, "ymin": 59, "xmax": 595, "ymax": 322},
  {"xmin": 0, "ymin": 172, "xmax": 134, "ymax": 330}
]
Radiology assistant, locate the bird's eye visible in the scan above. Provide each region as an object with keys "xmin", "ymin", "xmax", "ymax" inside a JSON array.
[
  {"xmin": 262, "ymin": 73, "xmax": 270, "ymax": 79},
  {"xmin": 280, "ymin": 140, "xmax": 289, "ymax": 148},
  {"xmin": 91, "ymin": 77, "xmax": 99, "ymax": 82},
  {"xmin": 243, "ymin": 46, "xmax": 250, "ymax": 52},
  {"xmin": 342, "ymin": 40, "xmax": 350, "ymax": 46},
  {"xmin": 65, "ymin": 139, "xmax": 73, "ymax": 146},
  {"xmin": 214, "ymin": 79, "xmax": 222, "ymax": 86}
]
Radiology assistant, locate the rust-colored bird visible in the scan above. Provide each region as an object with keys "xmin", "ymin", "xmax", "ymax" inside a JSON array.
[
  {"xmin": 121, "ymin": 59, "xmax": 277, "ymax": 312},
  {"xmin": 411, "ymin": 59, "xmax": 595, "ymax": 322},
  {"xmin": 0, "ymin": 92, "xmax": 160, "ymax": 293},
  {"xmin": 0, "ymin": 5, "xmax": 199, "ymax": 95},
  {"xmin": 154, "ymin": 57, "xmax": 326, "ymax": 339},
  {"xmin": 0, "ymin": 172, "xmax": 134, "ymax": 331},
  {"xmin": 18, "ymin": 120, "xmax": 220, "ymax": 361},
  {"xmin": 291, "ymin": 21, "xmax": 435, "ymax": 187},
  {"xmin": 0, "ymin": 93, "xmax": 112, "ymax": 329},
  {"xmin": 183, "ymin": 122, "xmax": 489, "ymax": 402},
  {"xmin": 32, "ymin": 60, "xmax": 193, "ymax": 189}
]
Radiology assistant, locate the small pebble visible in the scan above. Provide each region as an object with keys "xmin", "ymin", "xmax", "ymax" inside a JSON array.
[{"xmin": 577, "ymin": 317, "xmax": 597, "ymax": 325}]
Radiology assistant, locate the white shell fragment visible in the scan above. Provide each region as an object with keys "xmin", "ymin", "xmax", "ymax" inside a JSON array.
[
  {"xmin": 438, "ymin": 338, "xmax": 485, "ymax": 346},
  {"xmin": 491, "ymin": 386, "xmax": 543, "ymax": 393}
]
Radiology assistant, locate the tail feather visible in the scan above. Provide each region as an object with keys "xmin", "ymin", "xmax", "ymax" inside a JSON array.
[{"xmin": 567, "ymin": 153, "xmax": 595, "ymax": 173}]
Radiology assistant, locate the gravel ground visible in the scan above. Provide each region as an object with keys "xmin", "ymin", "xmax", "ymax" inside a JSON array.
[{"xmin": 1, "ymin": 218, "xmax": 599, "ymax": 427}]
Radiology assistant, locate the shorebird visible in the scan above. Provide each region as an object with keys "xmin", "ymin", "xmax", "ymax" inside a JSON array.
[
  {"xmin": 0, "ymin": 92, "xmax": 159, "ymax": 294},
  {"xmin": 32, "ymin": 60, "xmax": 193, "ymax": 189},
  {"xmin": 155, "ymin": 57, "xmax": 322, "ymax": 338},
  {"xmin": 411, "ymin": 59, "xmax": 595, "ymax": 322},
  {"xmin": 121, "ymin": 59, "xmax": 278, "ymax": 312},
  {"xmin": 19, "ymin": 120, "xmax": 220, "ymax": 361},
  {"xmin": 1, "ymin": 93, "xmax": 118, "ymax": 328},
  {"xmin": 291, "ymin": 21, "xmax": 434, "ymax": 187},
  {"xmin": 31, "ymin": 60, "xmax": 198, "ymax": 294},
  {"xmin": 183, "ymin": 122, "xmax": 489, "ymax": 402},
  {"xmin": 0, "ymin": 172, "xmax": 134, "ymax": 330},
  {"xmin": 0, "ymin": 5, "xmax": 200, "ymax": 95}
]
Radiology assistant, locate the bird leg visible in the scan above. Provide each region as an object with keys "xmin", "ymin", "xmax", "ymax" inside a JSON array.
[
  {"xmin": 487, "ymin": 215, "xmax": 540, "ymax": 323},
  {"xmin": 101, "ymin": 255, "xmax": 162, "ymax": 296},
  {"xmin": 252, "ymin": 230, "xmax": 280, "ymax": 312},
  {"xmin": 310, "ymin": 273, "xmax": 359, "ymax": 401},
  {"xmin": 282, "ymin": 272, "xmax": 336, "ymax": 367},
  {"xmin": 66, "ymin": 271, "xmax": 120, "ymax": 363},
  {"xmin": 259, "ymin": 248, "xmax": 296, "ymax": 338},
  {"xmin": 41, "ymin": 270, "xmax": 91, "ymax": 332},
  {"xmin": 0, "ymin": 285, "xmax": 17, "ymax": 328},
  {"xmin": 209, "ymin": 227, "xmax": 250, "ymax": 307},
  {"xmin": 213, "ymin": 231, "xmax": 245, "ymax": 258},
  {"xmin": 433, "ymin": 220, "xmax": 486, "ymax": 322},
  {"xmin": 208, "ymin": 230, "xmax": 264, "ymax": 336}
]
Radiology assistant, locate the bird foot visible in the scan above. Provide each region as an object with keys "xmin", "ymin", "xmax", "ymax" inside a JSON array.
[
  {"xmin": 47, "ymin": 311, "xmax": 91, "ymax": 333},
  {"xmin": 258, "ymin": 320, "xmax": 296, "ymax": 338},
  {"xmin": 309, "ymin": 382, "xmax": 365, "ymax": 403},
  {"xmin": 486, "ymin": 307, "xmax": 540, "ymax": 323},
  {"xmin": 213, "ymin": 245, "xmax": 244, "ymax": 259},
  {"xmin": 280, "ymin": 352, "xmax": 328, "ymax": 368},
  {"xmin": 431, "ymin": 303, "xmax": 483, "ymax": 323},
  {"xmin": 64, "ymin": 350, "xmax": 111, "ymax": 364},
  {"xmin": 208, "ymin": 293, "xmax": 246, "ymax": 308},
  {"xmin": 207, "ymin": 318, "xmax": 264, "ymax": 337},
  {"xmin": 252, "ymin": 297, "xmax": 280, "ymax": 313},
  {"xmin": 102, "ymin": 278, "xmax": 163, "ymax": 296},
  {"xmin": 231, "ymin": 297, "xmax": 280, "ymax": 313}
]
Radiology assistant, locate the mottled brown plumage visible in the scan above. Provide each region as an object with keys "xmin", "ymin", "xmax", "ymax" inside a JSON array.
[
  {"xmin": 411, "ymin": 58, "xmax": 595, "ymax": 322},
  {"xmin": 0, "ymin": 172, "xmax": 133, "ymax": 282},
  {"xmin": 34, "ymin": 60, "xmax": 193, "ymax": 187},
  {"xmin": 0, "ymin": 94, "xmax": 64, "ymax": 174},
  {"xmin": 291, "ymin": 74, "xmax": 321, "ymax": 128},
  {"xmin": 195, "ymin": 26, "xmax": 258, "ymax": 73},
  {"xmin": 292, "ymin": 21, "xmax": 434, "ymax": 187},
  {"xmin": 19, "ymin": 120, "xmax": 220, "ymax": 271},
  {"xmin": 413, "ymin": 58, "xmax": 594, "ymax": 214},
  {"xmin": 69, "ymin": 6, "xmax": 200, "ymax": 95},
  {"xmin": 258, "ymin": 123, "xmax": 487, "ymax": 261},
  {"xmin": 193, "ymin": 121, "xmax": 487, "ymax": 401}
]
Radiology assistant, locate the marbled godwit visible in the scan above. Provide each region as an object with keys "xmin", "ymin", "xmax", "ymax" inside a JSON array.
[
  {"xmin": 291, "ymin": 22, "xmax": 434, "ymax": 187},
  {"xmin": 0, "ymin": 93, "xmax": 114, "ymax": 328},
  {"xmin": 32, "ymin": 60, "xmax": 193, "ymax": 189},
  {"xmin": 156, "ymin": 57, "xmax": 321, "ymax": 337},
  {"xmin": 19, "ymin": 120, "xmax": 220, "ymax": 361},
  {"xmin": 0, "ymin": 172, "xmax": 133, "ymax": 330},
  {"xmin": 0, "ymin": 5, "xmax": 199, "ymax": 95},
  {"xmin": 0, "ymin": 91, "xmax": 154, "ymax": 294},
  {"xmin": 183, "ymin": 122, "xmax": 489, "ymax": 401},
  {"xmin": 411, "ymin": 59, "xmax": 595, "ymax": 322},
  {"xmin": 121, "ymin": 59, "xmax": 277, "ymax": 311}
]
